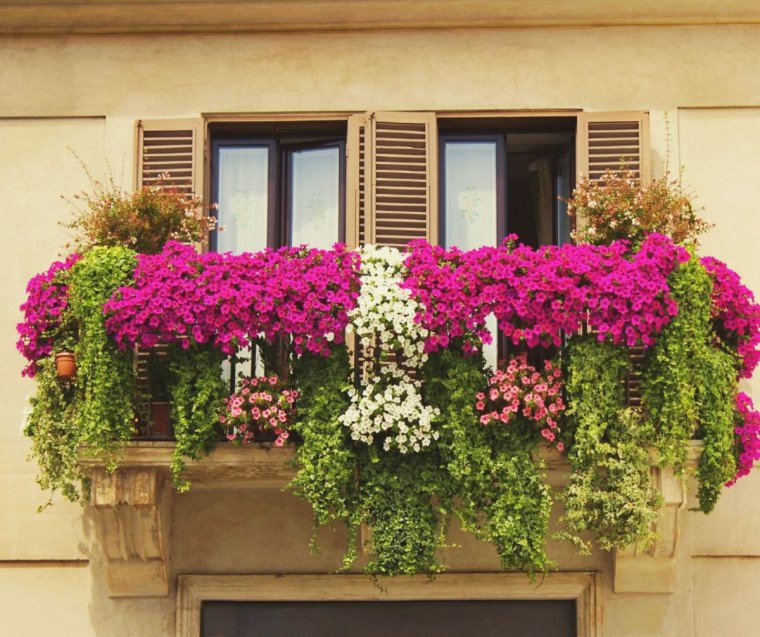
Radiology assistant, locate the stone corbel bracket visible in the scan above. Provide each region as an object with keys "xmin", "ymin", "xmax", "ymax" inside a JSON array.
[
  {"xmin": 613, "ymin": 443, "xmax": 702, "ymax": 593},
  {"xmin": 88, "ymin": 465, "xmax": 171, "ymax": 597},
  {"xmin": 79, "ymin": 442, "xmax": 297, "ymax": 597}
]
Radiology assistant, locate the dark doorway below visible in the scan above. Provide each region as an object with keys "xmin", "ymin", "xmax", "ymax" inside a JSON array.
[{"xmin": 201, "ymin": 599, "xmax": 577, "ymax": 637}]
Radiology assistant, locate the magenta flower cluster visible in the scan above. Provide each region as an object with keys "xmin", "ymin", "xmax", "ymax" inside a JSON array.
[
  {"xmin": 16, "ymin": 254, "xmax": 81, "ymax": 377},
  {"xmin": 476, "ymin": 354, "xmax": 566, "ymax": 451},
  {"xmin": 402, "ymin": 234, "xmax": 689, "ymax": 354},
  {"xmin": 701, "ymin": 257, "xmax": 760, "ymax": 378},
  {"xmin": 220, "ymin": 375, "xmax": 298, "ymax": 447},
  {"xmin": 104, "ymin": 241, "xmax": 360, "ymax": 356},
  {"xmin": 727, "ymin": 392, "xmax": 760, "ymax": 486}
]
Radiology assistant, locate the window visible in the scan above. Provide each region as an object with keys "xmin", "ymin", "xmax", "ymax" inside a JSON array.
[
  {"xmin": 177, "ymin": 573, "xmax": 601, "ymax": 637},
  {"xmin": 437, "ymin": 119, "xmax": 577, "ymax": 366},
  {"xmin": 438, "ymin": 117, "xmax": 578, "ymax": 252},
  {"xmin": 208, "ymin": 121, "xmax": 347, "ymax": 253}
]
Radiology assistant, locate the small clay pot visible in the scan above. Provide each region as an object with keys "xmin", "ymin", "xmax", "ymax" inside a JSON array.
[
  {"xmin": 55, "ymin": 351, "xmax": 76, "ymax": 380},
  {"xmin": 150, "ymin": 402, "xmax": 173, "ymax": 438}
]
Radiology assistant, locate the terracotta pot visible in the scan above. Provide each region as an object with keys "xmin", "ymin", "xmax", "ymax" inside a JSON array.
[
  {"xmin": 55, "ymin": 351, "xmax": 76, "ymax": 380},
  {"xmin": 150, "ymin": 402, "xmax": 173, "ymax": 438}
]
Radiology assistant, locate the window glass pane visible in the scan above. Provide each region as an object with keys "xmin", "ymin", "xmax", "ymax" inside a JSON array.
[
  {"xmin": 444, "ymin": 141, "xmax": 497, "ymax": 249},
  {"xmin": 290, "ymin": 146, "xmax": 340, "ymax": 249},
  {"xmin": 217, "ymin": 146, "xmax": 269, "ymax": 254},
  {"xmin": 444, "ymin": 141, "xmax": 498, "ymax": 370}
]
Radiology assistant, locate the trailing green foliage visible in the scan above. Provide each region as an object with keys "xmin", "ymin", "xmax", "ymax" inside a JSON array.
[
  {"xmin": 68, "ymin": 247, "xmax": 137, "ymax": 465},
  {"xmin": 289, "ymin": 347, "xmax": 554, "ymax": 576},
  {"xmin": 642, "ymin": 256, "xmax": 713, "ymax": 465},
  {"xmin": 423, "ymin": 349, "xmax": 552, "ymax": 573},
  {"xmin": 23, "ymin": 357, "xmax": 84, "ymax": 504},
  {"xmin": 289, "ymin": 348, "xmax": 358, "ymax": 557},
  {"xmin": 694, "ymin": 345, "xmax": 738, "ymax": 512},
  {"xmin": 642, "ymin": 257, "xmax": 740, "ymax": 512},
  {"xmin": 562, "ymin": 335, "xmax": 660, "ymax": 551},
  {"xmin": 167, "ymin": 344, "xmax": 228, "ymax": 490},
  {"xmin": 359, "ymin": 447, "xmax": 448, "ymax": 576}
]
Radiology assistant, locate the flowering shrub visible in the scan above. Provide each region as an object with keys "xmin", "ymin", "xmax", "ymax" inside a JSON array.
[
  {"xmin": 221, "ymin": 375, "xmax": 298, "ymax": 447},
  {"xmin": 105, "ymin": 241, "xmax": 360, "ymax": 356},
  {"xmin": 701, "ymin": 256, "xmax": 760, "ymax": 378},
  {"xmin": 567, "ymin": 169, "xmax": 711, "ymax": 246},
  {"xmin": 403, "ymin": 234, "xmax": 688, "ymax": 352},
  {"xmin": 64, "ymin": 174, "xmax": 215, "ymax": 254},
  {"xmin": 476, "ymin": 354, "xmax": 566, "ymax": 451},
  {"xmin": 16, "ymin": 254, "xmax": 80, "ymax": 377},
  {"xmin": 728, "ymin": 392, "xmax": 760, "ymax": 486}
]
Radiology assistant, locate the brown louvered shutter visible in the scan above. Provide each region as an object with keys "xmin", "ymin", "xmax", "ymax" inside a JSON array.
[
  {"xmin": 135, "ymin": 119, "xmax": 204, "ymax": 199},
  {"xmin": 577, "ymin": 112, "xmax": 651, "ymax": 408},
  {"xmin": 346, "ymin": 112, "xmax": 438, "ymax": 248},
  {"xmin": 577, "ymin": 111, "xmax": 650, "ymax": 183},
  {"xmin": 134, "ymin": 119, "xmax": 205, "ymax": 436}
]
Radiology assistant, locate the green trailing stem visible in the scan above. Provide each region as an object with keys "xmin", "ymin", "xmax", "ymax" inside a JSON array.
[
  {"xmin": 23, "ymin": 357, "xmax": 84, "ymax": 505},
  {"xmin": 67, "ymin": 247, "xmax": 137, "ymax": 466},
  {"xmin": 642, "ymin": 256, "xmax": 740, "ymax": 512},
  {"xmin": 167, "ymin": 344, "xmax": 228, "ymax": 490},
  {"xmin": 561, "ymin": 335, "xmax": 661, "ymax": 552},
  {"xmin": 289, "ymin": 347, "xmax": 358, "ymax": 561}
]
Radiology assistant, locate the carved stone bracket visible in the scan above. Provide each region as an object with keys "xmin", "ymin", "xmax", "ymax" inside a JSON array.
[
  {"xmin": 79, "ymin": 442, "xmax": 297, "ymax": 597},
  {"xmin": 613, "ymin": 443, "xmax": 702, "ymax": 594},
  {"xmin": 88, "ymin": 465, "xmax": 171, "ymax": 597}
]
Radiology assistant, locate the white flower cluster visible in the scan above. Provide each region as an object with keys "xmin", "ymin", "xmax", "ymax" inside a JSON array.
[
  {"xmin": 342, "ymin": 378, "xmax": 439, "ymax": 453},
  {"xmin": 347, "ymin": 245, "xmax": 428, "ymax": 368},
  {"xmin": 341, "ymin": 245, "xmax": 440, "ymax": 453}
]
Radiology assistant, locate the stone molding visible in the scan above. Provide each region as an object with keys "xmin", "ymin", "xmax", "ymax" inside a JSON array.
[
  {"xmin": 176, "ymin": 572, "xmax": 601, "ymax": 637},
  {"xmin": 88, "ymin": 465, "xmax": 171, "ymax": 596},
  {"xmin": 2, "ymin": 1, "xmax": 759, "ymax": 36}
]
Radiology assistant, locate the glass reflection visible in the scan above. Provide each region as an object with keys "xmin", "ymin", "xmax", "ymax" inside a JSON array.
[
  {"xmin": 290, "ymin": 146, "xmax": 340, "ymax": 249},
  {"xmin": 444, "ymin": 140, "xmax": 499, "ymax": 370},
  {"xmin": 217, "ymin": 146, "xmax": 269, "ymax": 254}
]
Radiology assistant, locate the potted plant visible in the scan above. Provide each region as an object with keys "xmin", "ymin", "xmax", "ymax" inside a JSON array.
[{"xmin": 54, "ymin": 335, "xmax": 78, "ymax": 381}]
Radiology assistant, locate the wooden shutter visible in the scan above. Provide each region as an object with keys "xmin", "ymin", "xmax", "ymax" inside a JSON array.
[
  {"xmin": 134, "ymin": 119, "xmax": 205, "ymax": 434},
  {"xmin": 135, "ymin": 118, "xmax": 205, "ymax": 200},
  {"xmin": 577, "ymin": 111, "xmax": 650, "ymax": 183},
  {"xmin": 346, "ymin": 112, "xmax": 438, "ymax": 248}
]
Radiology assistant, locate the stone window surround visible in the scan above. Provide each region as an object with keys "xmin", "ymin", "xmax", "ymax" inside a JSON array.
[{"xmin": 175, "ymin": 572, "xmax": 601, "ymax": 637}]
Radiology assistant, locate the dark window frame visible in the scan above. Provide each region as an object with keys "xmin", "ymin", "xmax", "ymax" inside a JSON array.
[
  {"xmin": 281, "ymin": 139, "xmax": 347, "ymax": 248},
  {"xmin": 210, "ymin": 133, "xmax": 346, "ymax": 251}
]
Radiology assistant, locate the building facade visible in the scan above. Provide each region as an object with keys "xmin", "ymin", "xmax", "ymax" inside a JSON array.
[{"xmin": 2, "ymin": 2, "xmax": 760, "ymax": 635}]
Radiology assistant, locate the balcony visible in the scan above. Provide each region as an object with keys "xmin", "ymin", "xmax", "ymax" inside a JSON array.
[{"xmin": 18, "ymin": 233, "xmax": 760, "ymax": 596}]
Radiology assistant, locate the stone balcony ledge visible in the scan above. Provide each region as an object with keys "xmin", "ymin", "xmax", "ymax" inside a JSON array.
[{"xmin": 77, "ymin": 440, "xmax": 704, "ymax": 597}]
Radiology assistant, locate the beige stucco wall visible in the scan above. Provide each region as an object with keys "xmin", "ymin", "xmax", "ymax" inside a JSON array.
[{"xmin": 1, "ymin": 22, "xmax": 759, "ymax": 636}]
